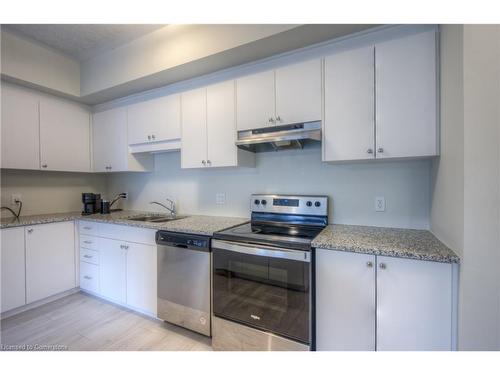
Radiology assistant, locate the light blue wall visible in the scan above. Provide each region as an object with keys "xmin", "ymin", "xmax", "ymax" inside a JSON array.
[{"xmin": 107, "ymin": 145, "xmax": 432, "ymax": 229}]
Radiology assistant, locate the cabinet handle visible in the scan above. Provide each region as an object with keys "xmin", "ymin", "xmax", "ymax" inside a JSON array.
[
  {"xmin": 27, "ymin": 228, "xmax": 33, "ymax": 233},
  {"xmin": 276, "ymin": 115, "xmax": 281, "ymax": 122},
  {"xmin": 83, "ymin": 255, "xmax": 93, "ymax": 259},
  {"xmin": 151, "ymin": 134, "xmax": 156, "ymax": 140},
  {"xmin": 42, "ymin": 164, "xmax": 48, "ymax": 168},
  {"xmin": 366, "ymin": 261, "xmax": 373, "ymax": 268},
  {"xmin": 379, "ymin": 263, "xmax": 386, "ymax": 269},
  {"xmin": 377, "ymin": 148, "xmax": 384, "ymax": 154},
  {"xmin": 367, "ymin": 149, "xmax": 373, "ymax": 154},
  {"xmin": 207, "ymin": 160, "xmax": 211, "ymax": 166},
  {"xmin": 268, "ymin": 117, "xmax": 274, "ymax": 123},
  {"xmin": 83, "ymin": 240, "xmax": 92, "ymax": 244},
  {"xmin": 148, "ymin": 135, "xmax": 151, "ymax": 141},
  {"xmin": 83, "ymin": 226, "xmax": 92, "ymax": 230},
  {"xmin": 202, "ymin": 160, "xmax": 206, "ymax": 166},
  {"xmin": 83, "ymin": 276, "xmax": 92, "ymax": 280},
  {"xmin": 120, "ymin": 244, "xmax": 129, "ymax": 250}
]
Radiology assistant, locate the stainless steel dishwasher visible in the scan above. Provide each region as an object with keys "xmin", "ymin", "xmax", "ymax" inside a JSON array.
[{"xmin": 156, "ymin": 230, "xmax": 211, "ymax": 336}]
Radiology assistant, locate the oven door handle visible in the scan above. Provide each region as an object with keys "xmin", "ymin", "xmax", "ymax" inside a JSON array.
[{"xmin": 211, "ymin": 239, "xmax": 310, "ymax": 262}]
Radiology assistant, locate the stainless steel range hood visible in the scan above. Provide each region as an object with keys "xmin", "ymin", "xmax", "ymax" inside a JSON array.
[{"xmin": 236, "ymin": 122, "xmax": 321, "ymax": 152}]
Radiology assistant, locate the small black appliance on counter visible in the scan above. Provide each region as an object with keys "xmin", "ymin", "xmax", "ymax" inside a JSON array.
[{"xmin": 82, "ymin": 193, "xmax": 102, "ymax": 215}]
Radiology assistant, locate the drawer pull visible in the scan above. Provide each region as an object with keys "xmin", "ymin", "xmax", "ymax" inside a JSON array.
[
  {"xmin": 83, "ymin": 276, "xmax": 93, "ymax": 280},
  {"xmin": 83, "ymin": 240, "xmax": 92, "ymax": 244},
  {"xmin": 83, "ymin": 255, "xmax": 93, "ymax": 259},
  {"xmin": 83, "ymin": 227, "xmax": 92, "ymax": 230}
]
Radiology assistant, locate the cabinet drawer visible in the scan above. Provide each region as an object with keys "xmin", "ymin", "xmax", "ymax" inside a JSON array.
[
  {"xmin": 80, "ymin": 234, "xmax": 99, "ymax": 250},
  {"xmin": 80, "ymin": 261, "xmax": 99, "ymax": 293},
  {"xmin": 79, "ymin": 220, "xmax": 99, "ymax": 236},
  {"xmin": 80, "ymin": 248, "xmax": 99, "ymax": 265}
]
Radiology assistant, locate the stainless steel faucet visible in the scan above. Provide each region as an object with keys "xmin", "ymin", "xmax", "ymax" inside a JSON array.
[{"xmin": 150, "ymin": 198, "xmax": 176, "ymax": 216}]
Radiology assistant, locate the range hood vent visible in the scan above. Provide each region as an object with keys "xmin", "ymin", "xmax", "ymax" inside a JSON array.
[{"xmin": 236, "ymin": 122, "xmax": 321, "ymax": 153}]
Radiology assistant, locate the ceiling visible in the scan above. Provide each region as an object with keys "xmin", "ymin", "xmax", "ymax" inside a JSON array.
[{"xmin": 2, "ymin": 24, "xmax": 165, "ymax": 61}]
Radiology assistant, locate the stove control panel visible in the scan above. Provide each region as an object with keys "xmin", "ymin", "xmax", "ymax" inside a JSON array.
[{"xmin": 250, "ymin": 194, "xmax": 328, "ymax": 216}]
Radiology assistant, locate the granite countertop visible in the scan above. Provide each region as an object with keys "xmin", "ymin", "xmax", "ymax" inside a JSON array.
[
  {"xmin": 0, "ymin": 210, "xmax": 249, "ymax": 236},
  {"xmin": 312, "ymin": 224, "xmax": 460, "ymax": 264}
]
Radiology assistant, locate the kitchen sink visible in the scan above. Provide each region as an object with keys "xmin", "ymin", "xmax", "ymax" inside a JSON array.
[{"xmin": 126, "ymin": 214, "xmax": 187, "ymax": 223}]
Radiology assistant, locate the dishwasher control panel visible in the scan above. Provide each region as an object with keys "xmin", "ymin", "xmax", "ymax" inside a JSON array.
[{"xmin": 156, "ymin": 230, "xmax": 210, "ymax": 251}]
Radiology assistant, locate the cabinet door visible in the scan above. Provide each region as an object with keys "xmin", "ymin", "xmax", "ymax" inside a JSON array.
[
  {"xmin": 275, "ymin": 59, "xmax": 321, "ymax": 125},
  {"xmin": 316, "ymin": 249, "xmax": 376, "ymax": 350},
  {"xmin": 375, "ymin": 31, "xmax": 438, "ymax": 159},
  {"xmin": 126, "ymin": 242, "xmax": 157, "ymax": 315},
  {"xmin": 181, "ymin": 88, "xmax": 208, "ymax": 169},
  {"xmin": 93, "ymin": 107, "xmax": 128, "ymax": 172},
  {"xmin": 99, "ymin": 238, "xmax": 127, "ymax": 304},
  {"xmin": 1, "ymin": 84, "xmax": 40, "ymax": 170},
  {"xmin": 127, "ymin": 94, "xmax": 181, "ymax": 145},
  {"xmin": 376, "ymin": 256, "xmax": 452, "ymax": 350},
  {"xmin": 39, "ymin": 98, "xmax": 91, "ymax": 172},
  {"xmin": 25, "ymin": 222, "xmax": 76, "ymax": 304},
  {"xmin": 236, "ymin": 70, "xmax": 275, "ymax": 131},
  {"xmin": 1, "ymin": 227, "xmax": 26, "ymax": 313},
  {"xmin": 324, "ymin": 47, "xmax": 375, "ymax": 161},
  {"xmin": 207, "ymin": 81, "xmax": 237, "ymax": 167}
]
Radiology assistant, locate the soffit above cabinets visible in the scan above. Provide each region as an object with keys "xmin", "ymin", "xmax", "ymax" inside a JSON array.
[{"xmin": 1, "ymin": 24, "xmax": 379, "ymax": 105}]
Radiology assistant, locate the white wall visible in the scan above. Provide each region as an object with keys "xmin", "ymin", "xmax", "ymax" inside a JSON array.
[
  {"xmin": 0, "ymin": 30, "xmax": 80, "ymax": 97},
  {"xmin": 460, "ymin": 24, "xmax": 500, "ymax": 350},
  {"xmin": 0, "ymin": 169, "xmax": 107, "ymax": 217},
  {"xmin": 431, "ymin": 25, "xmax": 464, "ymax": 257},
  {"xmin": 431, "ymin": 24, "xmax": 500, "ymax": 350},
  {"xmin": 80, "ymin": 25, "xmax": 298, "ymax": 96},
  {"xmin": 107, "ymin": 145, "xmax": 432, "ymax": 229}
]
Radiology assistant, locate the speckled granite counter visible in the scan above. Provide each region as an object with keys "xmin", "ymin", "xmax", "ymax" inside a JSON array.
[
  {"xmin": 312, "ymin": 224, "xmax": 459, "ymax": 263},
  {"xmin": 0, "ymin": 210, "xmax": 249, "ymax": 236}
]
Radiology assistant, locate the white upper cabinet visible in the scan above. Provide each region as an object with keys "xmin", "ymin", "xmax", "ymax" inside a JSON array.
[
  {"xmin": 236, "ymin": 60, "xmax": 321, "ymax": 131},
  {"xmin": 376, "ymin": 256, "xmax": 453, "ymax": 351},
  {"xmin": 275, "ymin": 59, "xmax": 322, "ymax": 125},
  {"xmin": 375, "ymin": 31, "xmax": 438, "ymax": 159},
  {"xmin": 182, "ymin": 82, "xmax": 255, "ymax": 169},
  {"xmin": 127, "ymin": 94, "xmax": 181, "ymax": 153},
  {"xmin": 25, "ymin": 221, "xmax": 76, "ymax": 304},
  {"xmin": 207, "ymin": 81, "xmax": 238, "ymax": 168},
  {"xmin": 93, "ymin": 107, "xmax": 153, "ymax": 172},
  {"xmin": 236, "ymin": 70, "xmax": 275, "ymax": 131},
  {"xmin": 181, "ymin": 87, "xmax": 208, "ymax": 169},
  {"xmin": 324, "ymin": 46, "xmax": 375, "ymax": 162},
  {"xmin": 39, "ymin": 98, "xmax": 91, "ymax": 172},
  {"xmin": 1, "ymin": 84, "xmax": 40, "ymax": 170}
]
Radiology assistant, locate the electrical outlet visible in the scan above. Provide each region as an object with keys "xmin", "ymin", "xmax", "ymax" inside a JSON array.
[
  {"xmin": 11, "ymin": 194, "xmax": 22, "ymax": 205},
  {"xmin": 375, "ymin": 197, "xmax": 385, "ymax": 212},
  {"xmin": 216, "ymin": 193, "xmax": 226, "ymax": 205}
]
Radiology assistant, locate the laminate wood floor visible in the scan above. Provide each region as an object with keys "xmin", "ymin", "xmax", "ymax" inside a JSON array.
[{"xmin": 0, "ymin": 292, "xmax": 212, "ymax": 351}]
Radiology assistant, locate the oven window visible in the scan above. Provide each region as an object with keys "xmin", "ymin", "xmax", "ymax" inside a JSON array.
[{"xmin": 212, "ymin": 248, "xmax": 310, "ymax": 343}]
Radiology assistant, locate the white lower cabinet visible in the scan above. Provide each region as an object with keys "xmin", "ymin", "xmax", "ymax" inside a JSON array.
[
  {"xmin": 80, "ymin": 261, "xmax": 99, "ymax": 293},
  {"xmin": 1, "ymin": 227, "xmax": 26, "ymax": 313},
  {"xmin": 126, "ymin": 242, "xmax": 157, "ymax": 315},
  {"xmin": 376, "ymin": 255, "xmax": 452, "ymax": 350},
  {"xmin": 25, "ymin": 221, "xmax": 76, "ymax": 304},
  {"xmin": 316, "ymin": 250, "xmax": 376, "ymax": 350},
  {"xmin": 78, "ymin": 221, "xmax": 157, "ymax": 316},
  {"xmin": 98, "ymin": 238, "xmax": 127, "ymax": 304},
  {"xmin": 316, "ymin": 249, "xmax": 454, "ymax": 351}
]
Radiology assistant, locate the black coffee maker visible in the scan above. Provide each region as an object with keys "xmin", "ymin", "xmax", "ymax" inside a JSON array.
[{"xmin": 82, "ymin": 193, "xmax": 102, "ymax": 215}]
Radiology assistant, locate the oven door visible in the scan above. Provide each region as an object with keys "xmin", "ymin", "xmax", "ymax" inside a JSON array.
[{"xmin": 212, "ymin": 239, "xmax": 310, "ymax": 344}]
